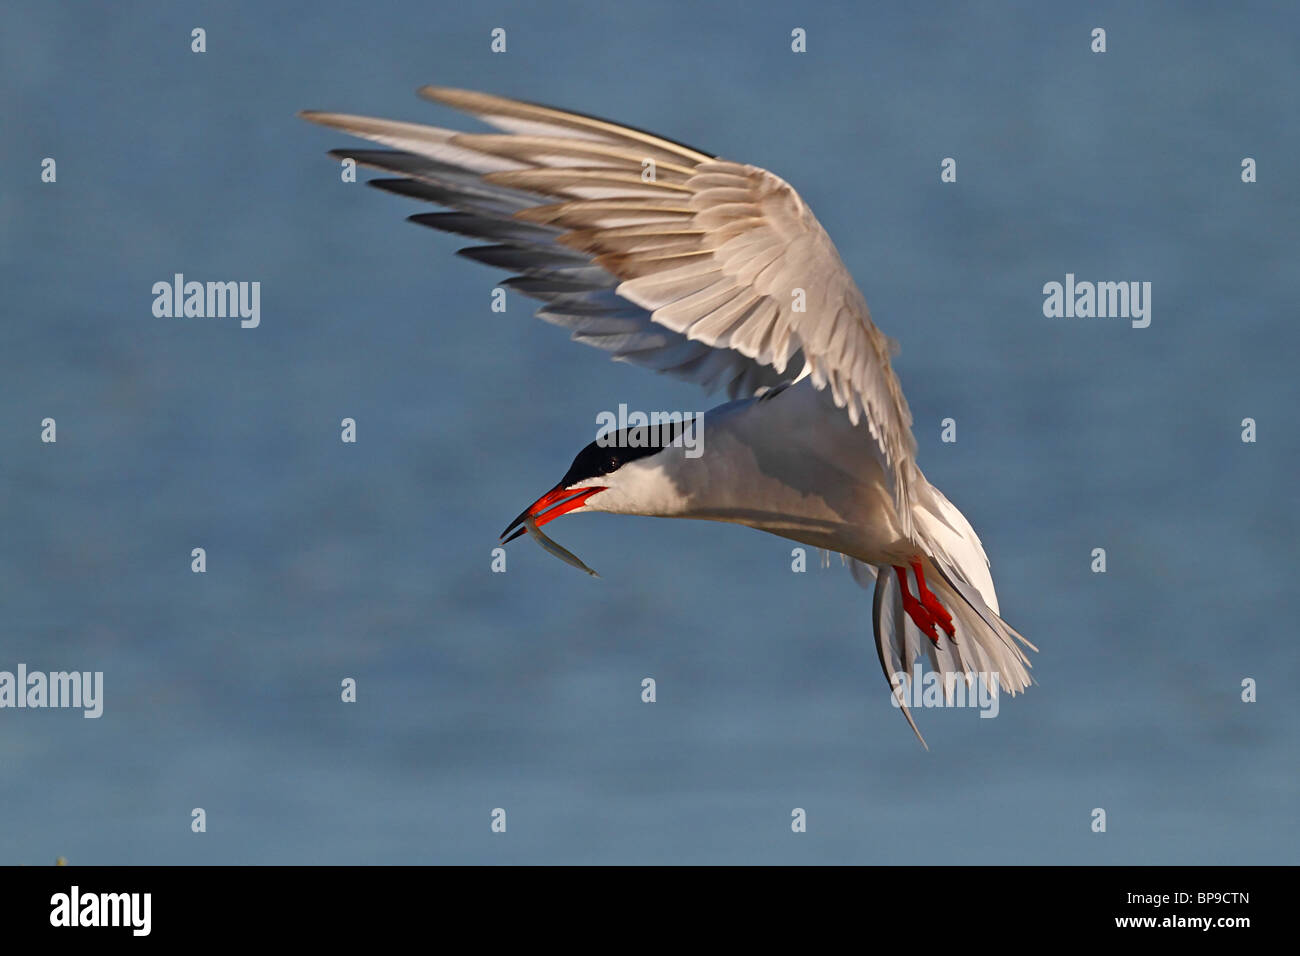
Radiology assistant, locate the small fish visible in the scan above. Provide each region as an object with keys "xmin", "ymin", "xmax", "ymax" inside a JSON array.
[{"xmin": 523, "ymin": 515, "xmax": 600, "ymax": 577}]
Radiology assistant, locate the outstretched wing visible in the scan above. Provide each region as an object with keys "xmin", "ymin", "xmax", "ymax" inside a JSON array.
[{"xmin": 301, "ymin": 87, "xmax": 919, "ymax": 523}]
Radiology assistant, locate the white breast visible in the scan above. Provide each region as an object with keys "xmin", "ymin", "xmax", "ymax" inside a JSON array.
[{"xmin": 588, "ymin": 381, "xmax": 917, "ymax": 564}]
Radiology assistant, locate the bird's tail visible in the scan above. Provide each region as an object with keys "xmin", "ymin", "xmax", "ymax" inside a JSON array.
[{"xmin": 848, "ymin": 482, "xmax": 1036, "ymax": 747}]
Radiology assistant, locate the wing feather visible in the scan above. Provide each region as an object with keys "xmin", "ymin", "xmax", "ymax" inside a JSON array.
[{"xmin": 302, "ymin": 88, "xmax": 919, "ymax": 525}]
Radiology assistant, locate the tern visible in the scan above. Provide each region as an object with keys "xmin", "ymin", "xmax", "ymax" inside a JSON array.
[{"xmin": 301, "ymin": 88, "xmax": 1036, "ymax": 743}]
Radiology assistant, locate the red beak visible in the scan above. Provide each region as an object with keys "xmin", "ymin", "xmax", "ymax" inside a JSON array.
[{"xmin": 500, "ymin": 485, "xmax": 606, "ymax": 544}]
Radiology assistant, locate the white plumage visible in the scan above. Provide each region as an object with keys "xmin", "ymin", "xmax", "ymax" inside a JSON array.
[{"xmin": 301, "ymin": 87, "xmax": 1036, "ymax": 745}]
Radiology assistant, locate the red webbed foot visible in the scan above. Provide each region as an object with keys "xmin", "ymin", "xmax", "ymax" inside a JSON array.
[
  {"xmin": 910, "ymin": 558, "xmax": 956, "ymax": 640},
  {"xmin": 893, "ymin": 565, "xmax": 940, "ymax": 645}
]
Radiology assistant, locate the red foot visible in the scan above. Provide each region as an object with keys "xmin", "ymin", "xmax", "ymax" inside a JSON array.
[
  {"xmin": 894, "ymin": 566, "xmax": 940, "ymax": 645},
  {"xmin": 910, "ymin": 558, "xmax": 956, "ymax": 640}
]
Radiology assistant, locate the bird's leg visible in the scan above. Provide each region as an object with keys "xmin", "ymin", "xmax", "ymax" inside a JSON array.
[
  {"xmin": 893, "ymin": 565, "xmax": 940, "ymax": 645},
  {"xmin": 910, "ymin": 558, "xmax": 956, "ymax": 639}
]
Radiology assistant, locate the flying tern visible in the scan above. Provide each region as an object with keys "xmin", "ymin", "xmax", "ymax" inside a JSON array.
[{"xmin": 301, "ymin": 87, "xmax": 1036, "ymax": 743}]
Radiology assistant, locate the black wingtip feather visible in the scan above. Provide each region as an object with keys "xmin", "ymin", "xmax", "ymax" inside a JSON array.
[{"xmin": 407, "ymin": 211, "xmax": 560, "ymax": 244}]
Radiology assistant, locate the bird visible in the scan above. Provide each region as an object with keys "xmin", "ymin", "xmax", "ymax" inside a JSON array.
[{"xmin": 300, "ymin": 87, "xmax": 1036, "ymax": 744}]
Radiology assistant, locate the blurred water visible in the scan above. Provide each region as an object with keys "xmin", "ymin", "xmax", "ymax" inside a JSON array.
[{"xmin": 1, "ymin": 0, "xmax": 1297, "ymax": 864}]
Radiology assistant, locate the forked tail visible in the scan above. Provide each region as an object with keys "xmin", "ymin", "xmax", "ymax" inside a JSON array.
[{"xmin": 849, "ymin": 481, "xmax": 1037, "ymax": 747}]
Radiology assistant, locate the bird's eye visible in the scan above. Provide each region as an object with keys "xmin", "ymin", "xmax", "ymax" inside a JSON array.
[{"xmin": 606, "ymin": 455, "xmax": 620, "ymax": 472}]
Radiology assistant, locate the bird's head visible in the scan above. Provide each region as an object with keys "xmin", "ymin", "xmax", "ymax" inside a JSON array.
[{"xmin": 500, "ymin": 424, "xmax": 689, "ymax": 543}]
